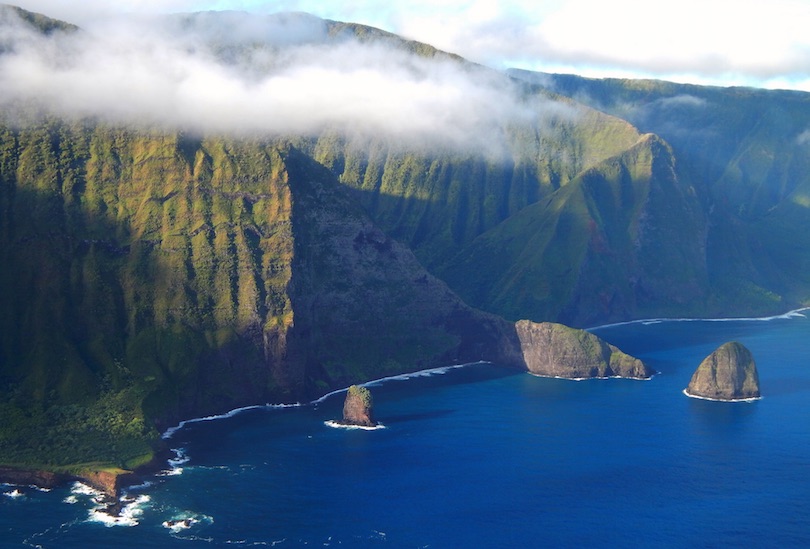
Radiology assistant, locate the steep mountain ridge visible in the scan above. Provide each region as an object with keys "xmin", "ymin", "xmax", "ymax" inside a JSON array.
[
  {"xmin": 0, "ymin": 116, "xmax": 531, "ymax": 471},
  {"xmin": 0, "ymin": 5, "xmax": 807, "ymax": 477},
  {"xmin": 510, "ymin": 69, "xmax": 810, "ymax": 314},
  {"xmin": 434, "ymin": 133, "xmax": 709, "ymax": 325},
  {"xmin": 307, "ymin": 105, "xmax": 645, "ymax": 272}
]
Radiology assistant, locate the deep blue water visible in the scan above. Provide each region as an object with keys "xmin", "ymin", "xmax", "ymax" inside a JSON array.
[{"xmin": 3, "ymin": 311, "xmax": 810, "ymax": 548}]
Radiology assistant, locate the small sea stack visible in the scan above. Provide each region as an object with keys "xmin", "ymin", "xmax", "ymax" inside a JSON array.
[
  {"xmin": 341, "ymin": 385, "xmax": 377, "ymax": 427},
  {"xmin": 685, "ymin": 341, "xmax": 761, "ymax": 401}
]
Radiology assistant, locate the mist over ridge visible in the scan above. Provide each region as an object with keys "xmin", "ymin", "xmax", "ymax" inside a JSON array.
[{"xmin": 0, "ymin": 5, "xmax": 581, "ymax": 156}]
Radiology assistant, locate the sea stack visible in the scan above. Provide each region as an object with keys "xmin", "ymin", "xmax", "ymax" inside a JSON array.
[
  {"xmin": 342, "ymin": 385, "xmax": 377, "ymax": 427},
  {"xmin": 515, "ymin": 320, "xmax": 653, "ymax": 379},
  {"xmin": 685, "ymin": 341, "xmax": 761, "ymax": 401}
]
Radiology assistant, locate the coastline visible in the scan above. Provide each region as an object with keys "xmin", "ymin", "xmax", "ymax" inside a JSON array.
[
  {"xmin": 162, "ymin": 362, "xmax": 485, "ymax": 438},
  {"xmin": 588, "ymin": 306, "xmax": 809, "ymax": 331},
  {"xmin": 682, "ymin": 389, "xmax": 762, "ymax": 403},
  {"xmin": 6, "ymin": 305, "xmax": 802, "ymax": 500},
  {"xmin": 528, "ymin": 372, "xmax": 656, "ymax": 382},
  {"xmin": 0, "ymin": 363, "xmax": 487, "ymax": 499}
]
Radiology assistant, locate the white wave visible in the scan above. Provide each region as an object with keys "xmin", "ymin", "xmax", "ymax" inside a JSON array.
[
  {"xmin": 70, "ymin": 481, "xmax": 104, "ymax": 501},
  {"xmin": 324, "ymin": 420, "xmax": 386, "ymax": 431},
  {"xmin": 163, "ymin": 512, "xmax": 213, "ymax": 533},
  {"xmin": 590, "ymin": 307, "xmax": 810, "ymax": 331},
  {"xmin": 168, "ymin": 448, "xmax": 190, "ymax": 468},
  {"xmin": 682, "ymin": 389, "xmax": 762, "ymax": 403},
  {"xmin": 156, "ymin": 468, "xmax": 183, "ymax": 477},
  {"xmin": 64, "ymin": 481, "xmax": 151, "ymax": 528},
  {"xmin": 4, "ymin": 488, "xmax": 24, "ymax": 498},
  {"xmin": 311, "ymin": 362, "xmax": 485, "ymax": 405},
  {"xmin": 528, "ymin": 372, "xmax": 654, "ymax": 382},
  {"xmin": 87, "ymin": 494, "xmax": 151, "ymax": 528},
  {"xmin": 160, "ymin": 362, "xmax": 484, "ymax": 437},
  {"xmin": 163, "ymin": 517, "xmax": 196, "ymax": 533},
  {"xmin": 156, "ymin": 448, "xmax": 190, "ymax": 476},
  {"xmin": 126, "ymin": 480, "xmax": 154, "ymax": 491},
  {"xmin": 162, "ymin": 403, "xmax": 303, "ymax": 439}
]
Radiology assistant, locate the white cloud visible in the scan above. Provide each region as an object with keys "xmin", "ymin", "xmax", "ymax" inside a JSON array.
[
  {"xmin": 0, "ymin": 8, "xmax": 571, "ymax": 156},
  {"xmin": 9, "ymin": 0, "xmax": 810, "ymax": 91},
  {"xmin": 254, "ymin": 0, "xmax": 810, "ymax": 91}
]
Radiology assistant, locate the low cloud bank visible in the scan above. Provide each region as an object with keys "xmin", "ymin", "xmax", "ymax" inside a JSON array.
[{"xmin": 0, "ymin": 8, "xmax": 571, "ymax": 155}]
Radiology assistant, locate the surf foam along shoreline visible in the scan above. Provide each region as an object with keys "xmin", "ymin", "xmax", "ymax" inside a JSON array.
[
  {"xmin": 528, "ymin": 372, "xmax": 655, "ymax": 382},
  {"xmin": 588, "ymin": 307, "xmax": 810, "ymax": 332},
  {"xmin": 682, "ymin": 389, "xmax": 762, "ymax": 403},
  {"xmin": 161, "ymin": 402, "xmax": 303, "ymax": 440},
  {"xmin": 161, "ymin": 362, "xmax": 486, "ymax": 439},
  {"xmin": 310, "ymin": 362, "xmax": 484, "ymax": 406},
  {"xmin": 324, "ymin": 420, "xmax": 386, "ymax": 431},
  {"xmin": 63, "ymin": 481, "xmax": 150, "ymax": 527}
]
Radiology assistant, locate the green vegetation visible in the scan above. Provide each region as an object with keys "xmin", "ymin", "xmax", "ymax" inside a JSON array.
[
  {"xmin": 0, "ymin": 120, "xmax": 297, "ymax": 469},
  {"xmin": 0, "ymin": 118, "xmax": 519, "ymax": 472},
  {"xmin": 347, "ymin": 385, "xmax": 372, "ymax": 408},
  {"xmin": 511, "ymin": 70, "xmax": 810, "ymax": 318},
  {"xmin": 0, "ymin": 5, "xmax": 79, "ymax": 35},
  {"xmin": 2, "ymin": 8, "xmax": 810, "ymax": 473}
]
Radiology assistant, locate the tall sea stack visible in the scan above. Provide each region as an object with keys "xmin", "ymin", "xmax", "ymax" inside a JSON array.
[
  {"xmin": 342, "ymin": 385, "xmax": 377, "ymax": 427},
  {"xmin": 685, "ymin": 341, "xmax": 761, "ymax": 401}
]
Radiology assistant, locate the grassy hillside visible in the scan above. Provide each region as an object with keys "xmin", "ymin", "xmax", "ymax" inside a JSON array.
[
  {"xmin": 511, "ymin": 70, "xmax": 810, "ymax": 314},
  {"xmin": 436, "ymin": 134, "xmax": 710, "ymax": 325},
  {"xmin": 306, "ymin": 101, "xmax": 644, "ymax": 271}
]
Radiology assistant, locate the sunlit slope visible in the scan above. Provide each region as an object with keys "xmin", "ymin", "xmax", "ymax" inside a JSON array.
[
  {"xmin": 512, "ymin": 70, "xmax": 810, "ymax": 314},
  {"xmin": 0, "ymin": 118, "xmax": 523, "ymax": 469},
  {"xmin": 308, "ymin": 105, "xmax": 644, "ymax": 270},
  {"xmin": 435, "ymin": 134, "xmax": 709, "ymax": 325},
  {"xmin": 0, "ymin": 121, "xmax": 296, "ymax": 467}
]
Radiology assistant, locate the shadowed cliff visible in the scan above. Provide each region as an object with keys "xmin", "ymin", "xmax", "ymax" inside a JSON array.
[{"xmin": 0, "ymin": 120, "xmax": 526, "ymax": 471}]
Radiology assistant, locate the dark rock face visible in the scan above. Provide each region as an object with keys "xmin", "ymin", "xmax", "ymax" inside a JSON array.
[
  {"xmin": 79, "ymin": 469, "xmax": 137, "ymax": 499},
  {"xmin": 0, "ymin": 468, "xmax": 66, "ymax": 490},
  {"xmin": 342, "ymin": 385, "xmax": 376, "ymax": 427},
  {"xmin": 515, "ymin": 320, "xmax": 653, "ymax": 379},
  {"xmin": 685, "ymin": 341, "xmax": 761, "ymax": 401}
]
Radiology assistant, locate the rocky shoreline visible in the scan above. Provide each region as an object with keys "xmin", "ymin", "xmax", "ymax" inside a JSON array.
[
  {"xmin": 0, "ymin": 446, "xmax": 177, "ymax": 514},
  {"xmin": 0, "ymin": 466, "xmax": 138, "ymax": 513}
]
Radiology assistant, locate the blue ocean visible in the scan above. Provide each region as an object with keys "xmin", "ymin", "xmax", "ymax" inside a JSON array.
[{"xmin": 3, "ymin": 311, "xmax": 810, "ymax": 548}]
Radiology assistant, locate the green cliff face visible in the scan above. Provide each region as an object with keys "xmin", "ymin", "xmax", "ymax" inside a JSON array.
[
  {"xmin": 0, "ymin": 118, "xmax": 523, "ymax": 470},
  {"xmin": 1, "ymin": 6, "xmax": 808, "ymax": 474},
  {"xmin": 0, "ymin": 121, "xmax": 296, "ymax": 467},
  {"xmin": 511, "ymin": 70, "xmax": 810, "ymax": 316},
  {"xmin": 307, "ymin": 101, "xmax": 644, "ymax": 272},
  {"xmin": 434, "ymin": 134, "xmax": 709, "ymax": 325}
]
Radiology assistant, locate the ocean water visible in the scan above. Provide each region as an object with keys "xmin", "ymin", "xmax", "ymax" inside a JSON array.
[{"xmin": 3, "ymin": 311, "xmax": 810, "ymax": 548}]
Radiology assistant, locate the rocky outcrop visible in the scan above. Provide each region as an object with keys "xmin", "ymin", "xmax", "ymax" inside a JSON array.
[
  {"xmin": 0, "ymin": 467, "xmax": 67, "ymax": 490},
  {"xmin": 515, "ymin": 320, "xmax": 653, "ymax": 379},
  {"xmin": 78, "ymin": 469, "xmax": 137, "ymax": 499},
  {"xmin": 0, "ymin": 466, "xmax": 136, "ymax": 514},
  {"xmin": 685, "ymin": 341, "xmax": 761, "ymax": 401},
  {"xmin": 341, "ymin": 385, "xmax": 376, "ymax": 427}
]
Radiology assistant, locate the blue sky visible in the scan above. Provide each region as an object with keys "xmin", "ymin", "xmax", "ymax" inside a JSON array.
[{"xmin": 9, "ymin": 0, "xmax": 810, "ymax": 92}]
